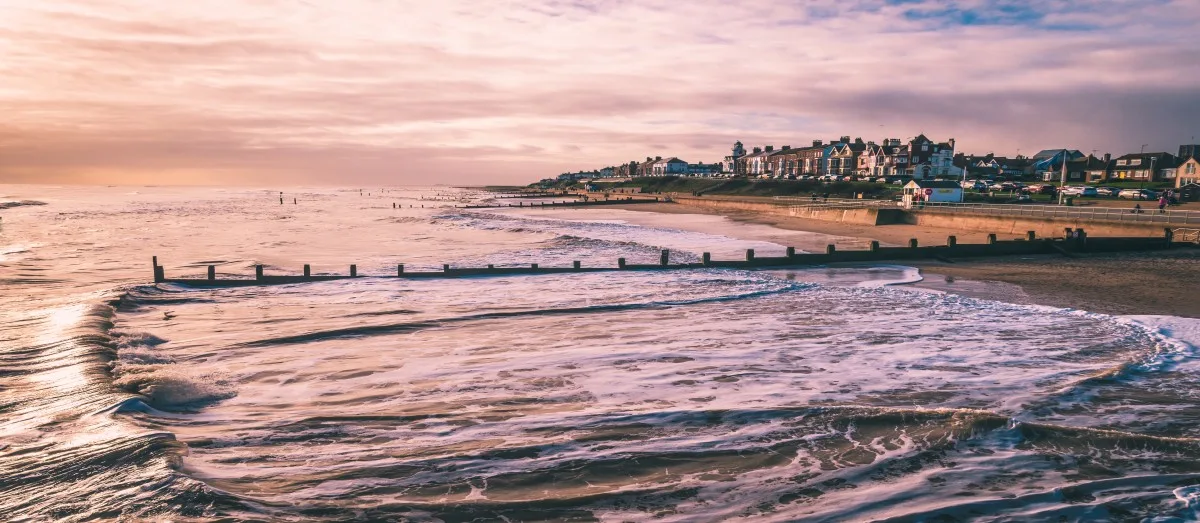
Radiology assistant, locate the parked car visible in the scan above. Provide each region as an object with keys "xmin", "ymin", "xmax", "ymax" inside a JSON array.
[
  {"xmin": 1097, "ymin": 187, "xmax": 1122, "ymax": 197},
  {"xmin": 1118, "ymin": 189, "xmax": 1157, "ymax": 200},
  {"xmin": 1078, "ymin": 187, "xmax": 1099, "ymax": 197}
]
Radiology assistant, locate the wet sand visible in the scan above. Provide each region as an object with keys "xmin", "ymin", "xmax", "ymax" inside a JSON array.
[
  {"xmin": 602, "ymin": 202, "xmax": 1200, "ymax": 318},
  {"xmin": 910, "ymin": 251, "xmax": 1200, "ymax": 318}
]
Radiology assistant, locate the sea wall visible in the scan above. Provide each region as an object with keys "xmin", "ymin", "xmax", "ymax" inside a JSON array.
[
  {"xmin": 900, "ymin": 212, "xmax": 1168, "ymax": 238},
  {"xmin": 671, "ymin": 196, "xmax": 900, "ymax": 225},
  {"xmin": 671, "ymin": 196, "xmax": 1172, "ymax": 236}
]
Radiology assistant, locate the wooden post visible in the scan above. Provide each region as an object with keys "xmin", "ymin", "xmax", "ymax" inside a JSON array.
[
  {"xmin": 618, "ymin": 258, "xmax": 626, "ymax": 269},
  {"xmin": 1026, "ymin": 231, "xmax": 1036, "ymax": 241},
  {"xmin": 870, "ymin": 241, "xmax": 880, "ymax": 252},
  {"xmin": 531, "ymin": 263, "xmax": 539, "ymax": 269},
  {"xmin": 573, "ymin": 261, "xmax": 581, "ymax": 269},
  {"xmin": 208, "ymin": 265, "xmax": 216, "ymax": 281},
  {"xmin": 398, "ymin": 264, "xmax": 405, "ymax": 275},
  {"xmin": 786, "ymin": 247, "xmax": 795, "ymax": 258},
  {"xmin": 152, "ymin": 256, "xmax": 163, "ymax": 283},
  {"xmin": 987, "ymin": 234, "xmax": 997, "ymax": 244},
  {"xmin": 947, "ymin": 235, "xmax": 957, "ymax": 247},
  {"xmin": 909, "ymin": 239, "xmax": 919, "ymax": 248},
  {"xmin": 443, "ymin": 264, "xmax": 450, "ymax": 272},
  {"xmin": 826, "ymin": 244, "xmax": 836, "ymax": 255},
  {"xmin": 702, "ymin": 252, "xmax": 711, "ymax": 266},
  {"xmin": 660, "ymin": 250, "xmax": 669, "ymax": 266},
  {"xmin": 350, "ymin": 264, "xmax": 357, "ymax": 277},
  {"xmin": 255, "ymin": 265, "xmax": 264, "ymax": 281},
  {"xmin": 303, "ymin": 264, "xmax": 311, "ymax": 277},
  {"xmin": 1165, "ymin": 227, "xmax": 1174, "ymax": 245},
  {"xmin": 746, "ymin": 249, "xmax": 755, "ymax": 262}
]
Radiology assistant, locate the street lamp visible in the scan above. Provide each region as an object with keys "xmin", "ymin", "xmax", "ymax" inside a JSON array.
[{"xmin": 1145, "ymin": 155, "xmax": 1156, "ymax": 191}]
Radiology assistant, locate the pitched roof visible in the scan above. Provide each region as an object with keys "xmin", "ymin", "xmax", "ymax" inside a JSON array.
[{"xmin": 910, "ymin": 180, "xmax": 962, "ymax": 189}]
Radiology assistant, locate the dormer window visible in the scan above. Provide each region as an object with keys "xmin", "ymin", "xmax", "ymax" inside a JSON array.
[
  {"xmin": 1130, "ymin": 159, "xmax": 1141, "ymax": 165},
  {"xmin": 1117, "ymin": 159, "xmax": 1127, "ymax": 166}
]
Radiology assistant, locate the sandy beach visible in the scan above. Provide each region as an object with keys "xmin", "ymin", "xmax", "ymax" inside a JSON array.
[{"xmin": 590, "ymin": 202, "xmax": 1200, "ymax": 318}]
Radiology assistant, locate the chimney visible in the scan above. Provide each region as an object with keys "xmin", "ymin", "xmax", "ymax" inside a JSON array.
[
  {"xmin": 765, "ymin": 145, "xmax": 774, "ymax": 152},
  {"xmin": 1103, "ymin": 153, "xmax": 1111, "ymax": 163},
  {"xmin": 655, "ymin": 156, "xmax": 662, "ymax": 161},
  {"xmin": 867, "ymin": 141, "xmax": 875, "ymax": 147},
  {"xmin": 753, "ymin": 147, "xmax": 762, "ymax": 154},
  {"xmin": 854, "ymin": 137, "xmax": 864, "ymax": 144},
  {"xmin": 840, "ymin": 136, "xmax": 851, "ymax": 143},
  {"xmin": 646, "ymin": 157, "xmax": 652, "ymax": 162},
  {"xmin": 948, "ymin": 138, "xmax": 956, "ymax": 149},
  {"xmin": 813, "ymin": 140, "xmax": 823, "ymax": 147},
  {"xmin": 782, "ymin": 145, "xmax": 791, "ymax": 151}
]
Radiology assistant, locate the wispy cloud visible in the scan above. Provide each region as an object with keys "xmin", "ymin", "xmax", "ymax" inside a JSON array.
[{"xmin": 0, "ymin": 0, "xmax": 1197, "ymax": 184}]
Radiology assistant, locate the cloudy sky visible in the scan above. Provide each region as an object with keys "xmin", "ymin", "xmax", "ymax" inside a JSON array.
[{"xmin": 2, "ymin": 0, "xmax": 1198, "ymax": 185}]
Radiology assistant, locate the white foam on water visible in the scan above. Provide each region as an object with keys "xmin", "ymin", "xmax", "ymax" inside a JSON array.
[{"xmin": 4, "ymin": 185, "xmax": 1199, "ymax": 522}]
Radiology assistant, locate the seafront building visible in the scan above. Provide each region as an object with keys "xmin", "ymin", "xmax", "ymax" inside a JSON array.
[{"xmin": 558, "ymin": 136, "xmax": 1200, "ymax": 189}]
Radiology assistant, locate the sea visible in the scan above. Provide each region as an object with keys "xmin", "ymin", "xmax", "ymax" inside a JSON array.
[{"xmin": 2, "ymin": 185, "xmax": 1199, "ymax": 522}]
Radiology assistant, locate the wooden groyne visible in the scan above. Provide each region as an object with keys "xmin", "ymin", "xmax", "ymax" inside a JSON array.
[{"xmin": 151, "ymin": 229, "xmax": 1184, "ymax": 287}]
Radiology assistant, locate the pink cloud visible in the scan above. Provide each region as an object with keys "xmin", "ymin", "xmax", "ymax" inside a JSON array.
[{"xmin": 0, "ymin": 0, "xmax": 1197, "ymax": 184}]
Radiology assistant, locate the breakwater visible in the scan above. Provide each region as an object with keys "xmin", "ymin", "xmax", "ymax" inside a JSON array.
[{"xmin": 152, "ymin": 231, "xmax": 1179, "ymax": 287}]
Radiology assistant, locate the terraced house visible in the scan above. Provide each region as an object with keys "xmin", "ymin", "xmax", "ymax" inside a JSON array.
[
  {"xmin": 1111, "ymin": 152, "xmax": 1175, "ymax": 182},
  {"xmin": 827, "ymin": 138, "xmax": 867, "ymax": 177},
  {"xmin": 859, "ymin": 139, "xmax": 909, "ymax": 177},
  {"xmin": 906, "ymin": 135, "xmax": 956, "ymax": 179}
]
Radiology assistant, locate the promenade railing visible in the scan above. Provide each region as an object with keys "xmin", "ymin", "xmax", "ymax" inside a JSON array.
[
  {"xmin": 1175, "ymin": 228, "xmax": 1200, "ymax": 243},
  {"xmin": 905, "ymin": 201, "xmax": 1200, "ymax": 225}
]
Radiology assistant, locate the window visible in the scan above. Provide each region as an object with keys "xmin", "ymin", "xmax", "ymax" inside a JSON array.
[
  {"xmin": 1130, "ymin": 159, "xmax": 1141, "ymax": 165},
  {"xmin": 922, "ymin": 145, "xmax": 929, "ymax": 152},
  {"xmin": 1117, "ymin": 160, "xmax": 1127, "ymax": 166},
  {"xmin": 1187, "ymin": 163, "xmax": 1197, "ymax": 174}
]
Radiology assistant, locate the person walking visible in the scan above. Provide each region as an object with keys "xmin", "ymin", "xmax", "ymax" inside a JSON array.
[{"xmin": 1158, "ymin": 194, "xmax": 1168, "ymax": 214}]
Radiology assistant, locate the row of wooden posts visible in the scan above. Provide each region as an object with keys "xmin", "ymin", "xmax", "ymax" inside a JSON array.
[{"xmin": 146, "ymin": 227, "xmax": 1175, "ymax": 287}]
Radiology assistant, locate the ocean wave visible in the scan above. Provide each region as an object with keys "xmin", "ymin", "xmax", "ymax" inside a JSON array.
[
  {"xmin": 0, "ymin": 199, "xmax": 47, "ymax": 210},
  {"xmin": 239, "ymin": 283, "xmax": 803, "ymax": 347},
  {"xmin": 0, "ymin": 291, "xmax": 220, "ymax": 521}
]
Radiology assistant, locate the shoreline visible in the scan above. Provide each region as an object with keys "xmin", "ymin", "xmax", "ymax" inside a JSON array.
[{"xmin": 569, "ymin": 202, "xmax": 1200, "ymax": 318}]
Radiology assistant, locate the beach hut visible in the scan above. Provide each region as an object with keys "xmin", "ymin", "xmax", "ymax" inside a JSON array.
[{"xmin": 902, "ymin": 180, "xmax": 963, "ymax": 208}]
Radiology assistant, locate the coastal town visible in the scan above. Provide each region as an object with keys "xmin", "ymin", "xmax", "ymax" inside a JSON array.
[{"xmin": 546, "ymin": 136, "xmax": 1200, "ymax": 201}]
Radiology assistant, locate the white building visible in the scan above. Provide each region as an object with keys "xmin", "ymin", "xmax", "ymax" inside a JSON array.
[
  {"xmin": 650, "ymin": 157, "xmax": 689, "ymax": 176},
  {"xmin": 902, "ymin": 180, "xmax": 963, "ymax": 207}
]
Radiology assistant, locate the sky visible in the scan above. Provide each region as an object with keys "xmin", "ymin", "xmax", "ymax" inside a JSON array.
[{"xmin": 1, "ymin": 0, "xmax": 1199, "ymax": 185}]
